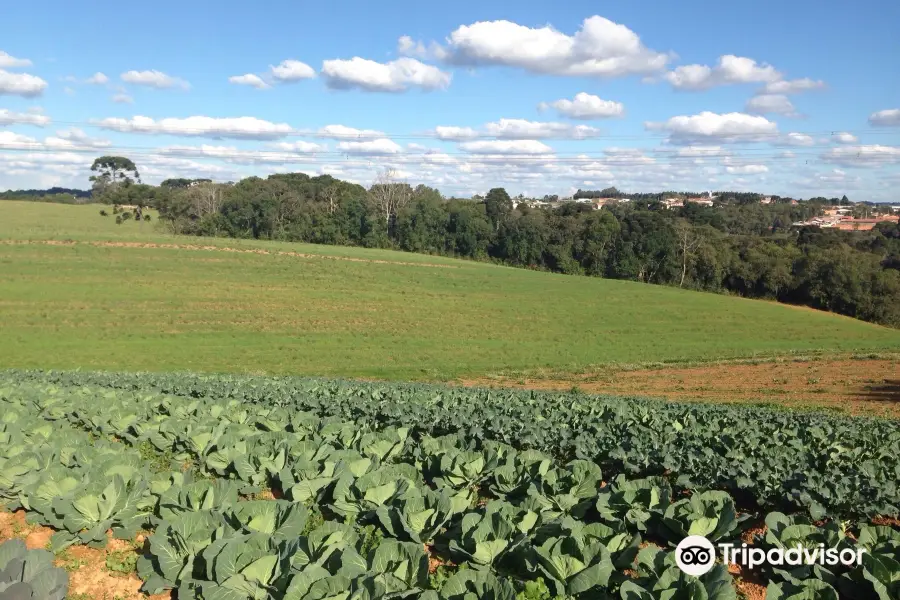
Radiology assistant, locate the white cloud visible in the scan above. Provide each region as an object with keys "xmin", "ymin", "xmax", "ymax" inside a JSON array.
[
  {"xmin": 160, "ymin": 143, "xmax": 322, "ymax": 165},
  {"xmin": 725, "ymin": 164, "xmax": 768, "ymax": 174},
  {"xmin": 434, "ymin": 126, "xmax": 479, "ymax": 141},
  {"xmin": 745, "ymin": 94, "xmax": 797, "ymax": 117},
  {"xmin": 762, "ymin": 78, "xmax": 825, "ymax": 94},
  {"xmin": 822, "ymin": 144, "xmax": 900, "ymax": 167},
  {"xmin": 664, "ymin": 55, "xmax": 780, "ymax": 90},
  {"xmin": 228, "ymin": 73, "xmax": 271, "ymax": 89},
  {"xmin": 0, "ymin": 109, "xmax": 50, "ymax": 127},
  {"xmin": 121, "ymin": 70, "xmax": 190, "ymax": 90},
  {"xmin": 674, "ymin": 145, "xmax": 726, "ymax": 158},
  {"xmin": 315, "ymin": 125, "xmax": 385, "ymax": 140},
  {"xmin": 541, "ymin": 92, "xmax": 624, "ymax": 119},
  {"xmin": 93, "ymin": 115, "xmax": 294, "ymax": 140},
  {"xmin": 111, "ymin": 93, "xmax": 133, "ymax": 104},
  {"xmin": 483, "ymin": 118, "xmax": 601, "ymax": 139},
  {"xmin": 269, "ymin": 141, "xmax": 325, "ymax": 153},
  {"xmin": 646, "ymin": 111, "xmax": 778, "ymax": 142},
  {"xmin": 44, "ymin": 128, "xmax": 110, "ymax": 149},
  {"xmin": 0, "ymin": 69, "xmax": 48, "ymax": 97},
  {"xmin": 321, "ymin": 57, "xmax": 451, "ymax": 92},
  {"xmin": 0, "ymin": 51, "xmax": 32, "ymax": 69},
  {"xmin": 86, "ymin": 72, "xmax": 109, "ymax": 85},
  {"xmin": 831, "ymin": 132, "xmax": 858, "ymax": 144},
  {"xmin": 447, "ymin": 15, "xmax": 669, "ymax": 77},
  {"xmin": 270, "ymin": 60, "xmax": 316, "ymax": 82},
  {"xmin": 440, "ymin": 16, "xmax": 669, "ymax": 77},
  {"xmin": 869, "ymin": 109, "xmax": 900, "ymax": 127},
  {"xmin": 781, "ymin": 132, "xmax": 815, "ymax": 146},
  {"xmin": 458, "ymin": 140, "xmax": 553, "ymax": 154},
  {"xmin": 0, "ymin": 130, "xmax": 39, "ymax": 149},
  {"xmin": 396, "ymin": 36, "xmax": 447, "ymax": 61},
  {"xmin": 337, "ymin": 138, "xmax": 403, "ymax": 154}
]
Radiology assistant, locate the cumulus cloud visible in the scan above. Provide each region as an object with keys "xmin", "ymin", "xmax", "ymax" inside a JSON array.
[
  {"xmin": 434, "ymin": 126, "xmax": 479, "ymax": 141},
  {"xmin": 745, "ymin": 94, "xmax": 798, "ymax": 117},
  {"xmin": 0, "ymin": 130, "xmax": 40, "ymax": 149},
  {"xmin": 781, "ymin": 132, "xmax": 816, "ymax": 146},
  {"xmin": 439, "ymin": 16, "xmax": 670, "ymax": 77},
  {"xmin": 483, "ymin": 118, "xmax": 601, "ymax": 139},
  {"xmin": 869, "ymin": 109, "xmax": 900, "ymax": 127},
  {"xmin": 228, "ymin": 73, "xmax": 271, "ymax": 89},
  {"xmin": 762, "ymin": 78, "xmax": 825, "ymax": 94},
  {"xmin": 321, "ymin": 57, "xmax": 451, "ymax": 92},
  {"xmin": 396, "ymin": 36, "xmax": 447, "ymax": 60},
  {"xmin": 337, "ymin": 138, "xmax": 404, "ymax": 154},
  {"xmin": 458, "ymin": 140, "xmax": 553, "ymax": 154},
  {"xmin": 315, "ymin": 125, "xmax": 385, "ymax": 140},
  {"xmin": 0, "ymin": 129, "xmax": 109, "ymax": 153},
  {"xmin": 93, "ymin": 115, "xmax": 294, "ymax": 140},
  {"xmin": 44, "ymin": 128, "xmax": 111, "ymax": 149},
  {"xmin": 0, "ymin": 108, "xmax": 50, "ymax": 127},
  {"xmin": 121, "ymin": 70, "xmax": 190, "ymax": 90},
  {"xmin": 0, "ymin": 51, "xmax": 32, "ymax": 69},
  {"xmin": 540, "ymin": 92, "xmax": 624, "ymax": 119},
  {"xmin": 664, "ymin": 55, "xmax": 780, "ymax": 90},
  {"xmin": 645, "ymin": 111, "xmax": 778, "ymax": 143},
  {"xmin": 269, "ymin": 141, "xmax": 325, "ymax": 153},
  {"xmin": 0, "ymin": 69, "xmax": 48, "ymax": 97},
  {"xmin": 832, "ymin": 132, "xmax": 858, "ymax": 144},
  {"xmin": 160, "ymin": 143, "xmax": 323, "ymax": 165},
  {"xmin": 86, "ymin": 72, "xmax": 109, "ymax": 85},
  {"xmin": 725, "ymin": 164, "xmax": 768, "ymax": 174},
  {"xmin": 822, "ymin": 145, "xmax": 900, "ymax": 167},
  {"xmin": 270, "ymin": 60, "xmax": 316, "ymax": 82},
  {"xmin": 111, "ymin": 93, "xmax": 134, "ymax": 104}
]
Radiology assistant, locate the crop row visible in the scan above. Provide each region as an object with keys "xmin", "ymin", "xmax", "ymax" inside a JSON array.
[
  {"xmin": 1, "ymin": 379, "xmax": 898, "ymax": 600},
  {"xmin": 9, "ymin": 369, "xmax": 900, "ymax": 520}
]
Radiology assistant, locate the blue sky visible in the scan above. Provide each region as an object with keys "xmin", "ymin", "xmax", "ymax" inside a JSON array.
[{"xmin": 1, "ymin": 0, "xmax": 899, "ymax": 199}]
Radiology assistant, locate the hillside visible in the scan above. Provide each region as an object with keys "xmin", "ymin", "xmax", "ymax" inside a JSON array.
[{"xmin": 0, "ymin": 200, "xmax": 898, "ymax": 380}]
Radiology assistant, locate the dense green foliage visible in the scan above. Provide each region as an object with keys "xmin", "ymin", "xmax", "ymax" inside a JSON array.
[
  {"xmin": 11, "ymin": 370, "xmax": 900, "ymax": 519},
  {"xmin": 0, "ymin": 539, "xmax": 69, "ymax": 599},
  {"xmin": 83, "ymin": 163, "xmax": 900, "ymax": 327},
  {"xmin": 1, "ymin": 372, "xmax": 897, "ymax": 600}
]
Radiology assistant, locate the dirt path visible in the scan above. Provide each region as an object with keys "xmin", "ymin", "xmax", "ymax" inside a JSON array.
[
  {"xmin": 0, "ymin": 238, "xmax": 458, "ymax": 269},
  {"xmin": 459, "ymin": 358, "xmax": 900, "ymax": 417}
]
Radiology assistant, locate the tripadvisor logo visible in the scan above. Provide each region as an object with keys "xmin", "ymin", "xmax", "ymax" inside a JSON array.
[{"xmin": 675, "ymin": 535, "xmax": 866, "ymax": 576}]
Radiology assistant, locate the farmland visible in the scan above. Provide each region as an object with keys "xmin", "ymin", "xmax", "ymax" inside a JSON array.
[
  {"xmin": 1, "ymin": 201, "xmax": 899, "ymax": 383},
  {"xmin": 1, "ymin": 371, "xmax": 899, "ymax": 600},
  {"xmin": 1, "ymin": 200, "xmax": 899, "ymax": 600}
]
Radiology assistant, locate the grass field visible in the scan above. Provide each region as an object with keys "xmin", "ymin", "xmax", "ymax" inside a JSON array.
[{"xmin": 1, "ymin": 200, "xmax": 899, "ymax": 380}]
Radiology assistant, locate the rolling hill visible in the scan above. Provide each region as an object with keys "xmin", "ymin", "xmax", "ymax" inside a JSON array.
[{"xmin": 1, "ymin": 200, "xmax": 898, "ymax": 379}]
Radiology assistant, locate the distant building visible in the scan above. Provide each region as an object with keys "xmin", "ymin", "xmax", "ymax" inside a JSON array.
[
  {"xmin": 686, "ymin": 197, "xmax": 715, "ymax": 207},
  {"xmin": 760, "ymin": 196, "xmax": 773, "ymax": 205},
  {"xmin": 663, "ymin": 198, "xmax": 684, "ymax": 209}
]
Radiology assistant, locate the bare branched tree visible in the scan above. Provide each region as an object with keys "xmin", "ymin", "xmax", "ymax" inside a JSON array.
[
  {"xmin": 321, "ymin": 185, "xmax": 340, "ymax": 215},
  {"xmin": 368, "ymin": 168, "xmax": 413, "ymax": 232},
  {"xmin": 675, "ymin": 220, "xmax": 703, "ymax": 288},
  {"xmin": 183, "ymin": 182, "xmax": 225, "ymax": 218}
]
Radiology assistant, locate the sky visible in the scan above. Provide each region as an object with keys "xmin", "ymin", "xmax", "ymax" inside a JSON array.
[{"xmin": 1, "ymin": 0, "xmax": 899, "ymax": 200}]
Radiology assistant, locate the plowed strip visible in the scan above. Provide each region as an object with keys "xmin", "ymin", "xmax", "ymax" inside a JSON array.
[{"xmin": 459, "ymin": 358, "xmax": 900, "ymax": 417}]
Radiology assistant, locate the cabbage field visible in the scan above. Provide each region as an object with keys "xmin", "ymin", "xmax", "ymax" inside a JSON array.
[{"xmin": 1, "ymin": 370, "xmax": 899, "ymax": 599}]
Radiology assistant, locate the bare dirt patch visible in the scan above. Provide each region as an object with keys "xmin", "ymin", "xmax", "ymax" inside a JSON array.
[
  {"xmin": 458, "ymin": 358, "xmax": 900, "ymax": 417},
  {"xmin": 1, "ymin": 510, "xmax": 170, "ymax": 600}
]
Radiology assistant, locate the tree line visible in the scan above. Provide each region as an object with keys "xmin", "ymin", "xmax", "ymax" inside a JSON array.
[{"xmin": 18, "ymin": 155, "xmax": 900, "ymax": 327}]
